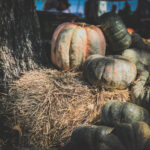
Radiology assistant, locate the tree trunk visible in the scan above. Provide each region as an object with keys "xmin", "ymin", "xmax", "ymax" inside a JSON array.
[{"xmin": 0, "ymin": 0, "xmax": 48, "ymax": 91}]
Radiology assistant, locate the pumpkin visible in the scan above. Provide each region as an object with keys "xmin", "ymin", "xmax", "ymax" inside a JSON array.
[
  {"xmin": 131, "ymin": 70, "xmax": 149, "ymax": 101},
  {"xmin": 98, "ymin": 122, "xmax": 150, "ymax": 150},
  {"xmin": 127, "ymin": 28, "xmax": 135, "ymax": 34},
  {"xmin": 134, "ymin": 86, "xmax": 150, "ymax": 113},
  {"xmin": 83, "ymin": 54, "xmax": 137, "ymax": 89},
  {"xmin": 70, "ymin": 122, "xmax": 150, "ymax": 150},
  {"xmin": 71, "ymin": 125, "xmax": 113, "ymax": 150},
  {"xmin": 51, "ymin": 22, "xmax": 106, "ymax": 70},
  {"xmin": 101, "ymin": 100, "xmax": 150, "ymax": 126},
  {"xmin": 122, "ymin": 33, "xmax": 150, "ymax": 73},
  {"xmin": 122, "ymin": 48, "xmax": 150, "ymax": 73},
  {"xmin": 131, "ymin": 70, "xmax": 150, "ymax": 112},
  {"xmin": 98, "ymin": 13, "xmax": 131, "ymax": 53},
  {"xmin": 122, "ymin": 33, "xmax": 150, "ymax": 112}
]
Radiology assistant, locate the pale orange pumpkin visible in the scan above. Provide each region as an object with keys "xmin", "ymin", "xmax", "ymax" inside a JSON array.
[{"xmin": 51, "ymin": 22, "xmax": 106, "ymax": 70}]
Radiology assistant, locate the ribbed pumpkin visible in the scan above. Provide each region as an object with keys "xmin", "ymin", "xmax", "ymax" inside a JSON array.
[
  {"xmin": 122, "ymin": 34, "xmax": 150, "ymax": 73},
  {"xmin": 101, "ymin": 100, "xmax": 150, "ymax": 126},
  {"xmin": 131, "ymin": 71, "xmax": 149, "ymax": 100},
  {"xmin": 122, "ymin": 48, "xmax": 150, "ymax": 73},
  {"xmin": 71, "ymin": 125, "xmax": 113, "ymax": 150},
  {"xmin": 70, "ymin": 122, "xmax": 150, "ymax": 150},
  {"xmin": 98, "ymin": 13, "xmax": 131, "ymax": 53},
  {"xmin": 122, "ymin": 33, "xmax": 150, "ymax": 111},
  {"xmin": 83, "ymin": 54, "xmax": 137, "ymax": 89},
  {"xmin": 51, "ymin": 22, "xmax": 106, "ymax": 70},
  {"xmin": 131, "ymin": 71, "xmax": 150, "ymax": 112}
]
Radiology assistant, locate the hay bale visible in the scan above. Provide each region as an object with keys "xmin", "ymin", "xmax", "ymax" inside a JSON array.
[{"xmin": 6, "ymin": 69, "xmax": 130, "ymax": 149}]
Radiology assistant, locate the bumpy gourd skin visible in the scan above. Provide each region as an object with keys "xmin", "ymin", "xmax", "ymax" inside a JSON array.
[
  {"xmin": 70, "ymin": 122, "xmax": 150, "ymax": 150},
  {"xmin": 122, "ymin": 33, "xmax": 150, "ymax": 112}
]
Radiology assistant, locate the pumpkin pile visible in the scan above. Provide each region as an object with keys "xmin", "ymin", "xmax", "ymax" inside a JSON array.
[
  {"xmin": 70, "ymin": 122, "xmax": 150, "ymax": 150},
  {"xmin": 5, "ymin": 12, "xmax": 150, "ymax": 150},
  {"xmin": 5, "ymin": 69, "xmax": 129, "ymax": 149}
]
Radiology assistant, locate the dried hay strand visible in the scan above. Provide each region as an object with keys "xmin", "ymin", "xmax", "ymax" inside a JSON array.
[{"xmin": 6, "ymin": 68, "xmax": 130, "ymax": 149}]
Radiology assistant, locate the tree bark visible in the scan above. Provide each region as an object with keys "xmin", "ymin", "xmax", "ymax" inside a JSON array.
[{"xmin": 0, "ymin": 0, "xmax": 48, "ymax": 91}]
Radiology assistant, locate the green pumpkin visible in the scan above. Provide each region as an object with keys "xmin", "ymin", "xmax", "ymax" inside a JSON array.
[
  {"xmin": 122, "ymin": 48, "xmax": 150, "ymax": 73},
  {"xmin": 132, "ymin": 80, "xmax": 150, "ymax": 113},
  {"xmin": 71, "ymin": 125, "xmax": 113, "ymax": 150},
  {"xmin": 70, "ymin": 122, "xmax": 150, "ymax": 150},
  {"xmin": 83, "ymin": 54, "xmax": 137, "ymax": 89},
  {"xmin": 101, "ymin": 100, "xmax": 150, "ymax": 126},
  {"xmin": 122, "ymin": 33, "xmax": 150, "ymax": 73},
  {"xmin": 98, "ymin": 12, "xmax": 131, "ymax": 53},
  {"xmin": 131, "ymin": 70, "xmax": 149, "ymax": 102},
  {"xmin": 122, "ymin": 33, "xmax": 150, "ymax": 113},
  {"xmin": 98, "ymin": 122, "xmax": 150, "ymax": 150}
]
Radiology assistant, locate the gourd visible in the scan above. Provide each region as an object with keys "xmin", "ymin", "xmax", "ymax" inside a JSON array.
[
  {"xmin": 51, "ymin": 22, "xmax": 106, "ymax": 70},
  {"xmin": 83, "ymin": 54, "xmax": 137, "ymax": 89},
  {"xmin": 70, "ymin": 122, "xmax": 150, "ymax": 150},
  {"xmin": 98, "ymin": 13, "xmax": 131, "ymax": 53},
  {"xmin": 101, "ymin": 100, "xmax": 150, "ymax": 126}
]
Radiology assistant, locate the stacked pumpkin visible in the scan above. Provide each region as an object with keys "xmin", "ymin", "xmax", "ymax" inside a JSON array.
[
  {"xmin": 98, "ymin": 12, "xmax": 132, "ymax": 54},
  {"xmin": 122, "ymin": 33, "xmax": 150, "ymax": 112},
  {"xmin": 70, "ymin": 121, "xmax": 150, "ymax": 150},
  {"xmin": 83, "ymin": 54, "xmax": 137, "ymax": 89},
  {"xmin": 49, "ymin": 13, "xmax": 150, "ymax": 150},
  {"xmin": 50, "ymin": 13, "xmax": 135, "ymax": 89}
]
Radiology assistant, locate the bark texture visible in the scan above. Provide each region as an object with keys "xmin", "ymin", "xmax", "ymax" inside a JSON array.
[{"xmin": 0, "ymin": 0, "xmax": 47, "ymax": 91}]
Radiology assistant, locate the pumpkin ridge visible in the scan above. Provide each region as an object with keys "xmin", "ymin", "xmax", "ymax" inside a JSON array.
[
  {"xmin": 55, "ymin": 26, "xmax": 76, "ymax": 70},
  {"xmin": 69, "ymin": 26, "xmax": 78, "ymax": 68},
  {"xmin": 84, "ymin": 27, "xmax": 89, "ymax": 61},
  {"xmin": 51, "ymin": 23, "xmax": 76, "ymax": 65},
  {"xmin": 89, "ymin": 25, "xmax": 106, "ymax": 56},
  {"xmin": 69, "ymin": 26, "xmax": 86, "ymax": 69}
]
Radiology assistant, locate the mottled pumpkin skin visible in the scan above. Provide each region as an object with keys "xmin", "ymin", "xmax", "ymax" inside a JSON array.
[
  {"xmin": 83, "ymin": 54, "xmax": 137, "ymax": 89},
  {"xmin": 70, "ymin": 122, "xmax": 150, "ymax": 150},
  {"xmin": 51, "ymin": 22, "xmax": 106, "ymax": 70},
  {"xmin": 101, "ymin": 100, "xmax": 150, "ymax": 126},
  {"xmin": 98, "ymin": 13, "xmax": 131, "ymax": 53}
]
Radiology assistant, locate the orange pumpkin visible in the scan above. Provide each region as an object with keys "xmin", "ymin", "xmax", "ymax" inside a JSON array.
[
  {"xmin": 127, "ymin": 28, "xmax": 135, "ymax": 34},
  {"xmin": 51, "ymin": 22, "xmax": 106, "ymax": 70}
]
